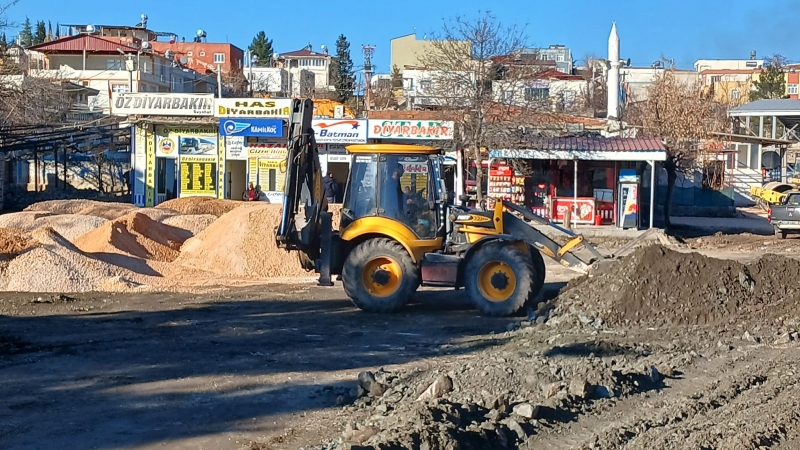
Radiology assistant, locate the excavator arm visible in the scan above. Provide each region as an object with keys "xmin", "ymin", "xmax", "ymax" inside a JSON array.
[{"xmin": 275, "ymin": 99, "xmax": 325, "ymax": 269}]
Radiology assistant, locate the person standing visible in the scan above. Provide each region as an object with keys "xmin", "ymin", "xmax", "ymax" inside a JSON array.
[
  {"xmin": 243, "ymin": 182, "xmax": 256, "ymax": 201},
  {"xmin": 322, "ymin": 173, "xmax": 337, "ymax": 204}
]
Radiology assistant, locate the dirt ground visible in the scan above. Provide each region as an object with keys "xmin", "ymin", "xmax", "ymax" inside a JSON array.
[{"xmin": 2, "ymin": 236, "xmax": 800, "ymax": 449}]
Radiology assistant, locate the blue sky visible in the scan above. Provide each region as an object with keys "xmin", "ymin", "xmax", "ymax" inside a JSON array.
[{"xmin": 6, "ymin": 0, "xmax": 800, "ymax": 75}]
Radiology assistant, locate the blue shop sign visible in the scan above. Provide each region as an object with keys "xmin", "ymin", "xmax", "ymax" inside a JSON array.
[{"xmin": 220, "ymin": 118, "xmax": 284, "ymax": 137}]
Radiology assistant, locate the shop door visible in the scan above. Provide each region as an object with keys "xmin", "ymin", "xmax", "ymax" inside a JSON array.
[{"xmin": 155, "ymin": 157, "xmax": 177, "ymax": 204}]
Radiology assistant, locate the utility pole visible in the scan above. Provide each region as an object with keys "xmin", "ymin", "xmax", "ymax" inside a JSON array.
[{"xmin": 362, "ymin": 45, "xmax": 375, "ymax": 113}]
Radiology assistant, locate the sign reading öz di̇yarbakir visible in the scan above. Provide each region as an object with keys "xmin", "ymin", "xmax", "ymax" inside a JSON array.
[{"xmin": 112, "ymin": 93, "xmax": 215, "ymax": 116}]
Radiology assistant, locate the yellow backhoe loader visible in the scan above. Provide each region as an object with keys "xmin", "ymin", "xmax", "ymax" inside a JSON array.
[{"xmin": 276, "ymin": 99, "xmax": 607, "ymax": 316}]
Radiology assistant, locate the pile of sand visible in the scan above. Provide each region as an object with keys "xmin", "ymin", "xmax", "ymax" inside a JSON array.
[
  {"xmin": 25, "ymin": 199, "xmax": 138, "ymax": 220},
  {"xmin": 74, "ymin": 211, "xmax": 190, "ymax": 263},
  {"xmin": 176, "ymin": 204, "xmax": 313, "ymax": 278},
  {"xmin": 161, "ymin": 214, "xmax": 218, "ymax": 236},
  {"xmin": 0, "ymin": 227, "xmax": 148, "ymax": 292},
  {"xmin": 558, "ymin": 245, "xmax": 800, "ymax": 327},
  {"xmin": 0, "ymin": 212, "xmax": 108, "ymax": 241},
  {"xmin": 156, "ymin": 197, "xmax": 242, "ymax": 217},
  {"xmin": 0, "ymin": 228, "xmax": 40, "ymax": 261}
]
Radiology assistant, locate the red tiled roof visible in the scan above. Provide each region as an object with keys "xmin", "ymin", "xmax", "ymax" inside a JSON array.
[
  {"xmin": 27, "ymin": 35, "xmax": 139, "ymax": 53},
  {"xmin": 279, "ymin": 48, "xmax": 328, "ymax": 58},
  {"xmin": 524, "ymin": 136, "xmax": 666, "ymax": 152}
]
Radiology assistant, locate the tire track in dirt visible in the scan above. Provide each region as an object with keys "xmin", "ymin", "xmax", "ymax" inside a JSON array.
[{"xmin": 527, "ymin": 346, "xmax": 800, "ymax": 450}]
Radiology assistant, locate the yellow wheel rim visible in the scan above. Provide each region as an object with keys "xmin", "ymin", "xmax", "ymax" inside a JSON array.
[
  {"xmin": 362, "ymin": 257, "xmax": 402, "ymax": 298},
  {"xmin": 477, "ymin": 261, "xmax": 517, "ymax": 303}
]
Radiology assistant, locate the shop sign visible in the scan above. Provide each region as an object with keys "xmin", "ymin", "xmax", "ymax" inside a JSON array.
[
  {"xmin": 215, "ymin": 99, "xmax": 293, "ymax": 118},
  {"xmin": 219, "ymin": 118, "xmax": 285, "ymax": 138},
  {"xmin": 225, "ymin": 136, "xmax": 246, "ymax": 160},
  {"xmin": 368, "ymin": 120, "xmax": 454, "ymax": 140},
  {"xmin": 180, "ymin": 156, "xmax": 217, "ymax": 197},
  {"xmin": 312, "ymin": 119, "xmax": 367, "ymax": 143},
  {"xmin": 552, "ymin": 198, "xmax": 596, "ymax": 224},
  {"xmin": 155, "ymin": 126, "xmax": 216, "ymax": 158},
  {"xmin": 112, "ymin": 93, "xmax": 214, "ymax": 116}
]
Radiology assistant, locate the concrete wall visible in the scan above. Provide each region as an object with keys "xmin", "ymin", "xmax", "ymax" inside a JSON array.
[{"xmin": 20, "ymin": 152, "xmax": 130, "ymax": 193}]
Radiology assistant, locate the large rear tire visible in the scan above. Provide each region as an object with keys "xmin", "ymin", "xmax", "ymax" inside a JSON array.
[
  {"xmin": 342, "ymin": 238, "xmax": 419, "ymax": 313},
  {"xmin": 464, "ymin": 241, "xmax": 535, "ymax": 316},
  {"xmin": 528, "ymin": 245, "xmax": 546, "ymax": 307}
]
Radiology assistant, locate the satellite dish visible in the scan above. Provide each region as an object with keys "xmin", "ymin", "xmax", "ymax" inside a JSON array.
[
  {"xmin": 273, "ymin": 53, "xmax": 280, "ymax": 60},
  {"xmin": 141, "ymin": 41, "xmax": 151, "ymax": 49},
  {"xmin": 197, "ymin": 29, "xmax": 207, "ymax": 38},
  {"xmin": 85, "ymin": 24, "xmax": 95, "ymax": 33},
  {"xmin": 179, "ymin": 56, "xmax": 188, "ymax": 64},
  {"xmin": 320, "ymin": 44, "xmax": 327, "ymax": 51},
  {"xmin": 165, "ymin": 49, "xmax": 174, "ymax": 59},
  {"xmin": 625, "ymin": 58, "xmax": 631, "ymax": 66},
  {"xmin": 141, "ymin": 13, "xmax": 148, "ymax": 21}
]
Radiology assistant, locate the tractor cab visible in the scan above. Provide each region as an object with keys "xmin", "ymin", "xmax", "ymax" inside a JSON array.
[{"xmin": 341, "ymin": 144, "xmax": 446, "ymax": 241}]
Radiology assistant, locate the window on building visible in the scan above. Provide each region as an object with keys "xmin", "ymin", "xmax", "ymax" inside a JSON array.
[
  {"xmin": 419, "ymin": 80, "xmax": 432, "ymax": 91},
  {"xmin": 403, "ymin": 78, "xmax": 414, "ymax": 89},
  {"xmin": 110, "ymin": 84, "xmax": 129, "ymax": 93},
  {"xmin": 710, "ymin": 75, "xmax": 721, "ymax": 84},
  {"xmin": 731, "ymin": 89, "xmax": 740, "ymax": 100},
  {"xmin": 214, "ymin": 53, "xmax": 225, "ymax": 63},
  {"xmin": 524, "ymin": 87, "xmax": 549, "ymax": 101},
  {"xmin": 107, "ymin": 59, "xmax": 122, "ymax": 70},
  {"xmin": 789, "ymin": 84, "xmax": 799, "ymax": 95},
  {"xmin": 187, "ymin": 51, "xmax": 193, "ymax": 57},
  {"xmin": 199, "ymin": 51, "xmax": 205, "ymax": 57},
  {"xmin": 556, "ymin": 54, "xmax": 565, "ymax": 62}
]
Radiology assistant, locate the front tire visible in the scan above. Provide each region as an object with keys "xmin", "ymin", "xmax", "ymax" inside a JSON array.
[
  {"xmin": 464, "ymin": 241, "xmax": 535, "ymax": 316},
  {"xmin": 342, "ymin": 238, "xmax": 419, "ymax": 313},
  {"xmin": 528, "ymin": 245, "xmax": 546, "ymax": 307}
]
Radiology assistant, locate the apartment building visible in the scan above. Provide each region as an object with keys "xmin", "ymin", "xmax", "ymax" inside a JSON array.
[{"xmin": 276, "ymin": 45, "xmax": 330, "ymax": 94}]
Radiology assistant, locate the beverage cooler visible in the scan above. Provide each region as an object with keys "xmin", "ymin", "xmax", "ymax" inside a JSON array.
[{"xmin": 617, "ymin": 169, "xmax": 639, "ymax": 229}]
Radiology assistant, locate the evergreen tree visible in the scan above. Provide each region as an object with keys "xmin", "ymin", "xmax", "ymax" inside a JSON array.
[
  {"xmin": 248, "ymin": 31, "xmax": 274, "ymax": 67},
  {"xmin": 55, "ymin": 23, "xmax": 60, "ymax": 39},
  {"xmin": 390, "ymin": 65, "xmax": 402, "ymax": 89},
  {"xmin": 34, "ymin": 20, "xmax": 46, "ymax": 45},
  {"xmin": 751, "ymin": 54, "xmax": 788, "ymax": 100},
  {"xmin": 19, "ymin": 17, "xmax": 33, "ymax": 46},
  {"xmin": 47, "ymin": 21, "xmax": 53, "ymax": 42},
  {"xmin": 331, "ymin": 34, "xmax": 354, "ymax": 103},
  {"xmin": 0, "ymin": 33, "xmax": 7, "ymax": 51}
]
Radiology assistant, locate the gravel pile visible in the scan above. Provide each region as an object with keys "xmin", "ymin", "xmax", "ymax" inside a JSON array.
[
  {"xmin": 156, "ymin": 197, "xmax": 242, "ymax": 217},
  {"xmin": 0, "ymin": 227, "xmax": 147, "ymax": 292},
  {"xmin": 74, "ymin": 211, "xmax": 189, "ymax": 263},
  {"xmin": 0, "ymin": 212, "xmax": 108, "ymax": 241},
  {"xmin": 25, "ymin": 199, "xmax": 138, "ymax": 220},
  {"xmin": 161, "ymin": 214, "xmax": 218, "ymax": 237},
  {"xmin": 0, "ymin": 228, "xmax": 39, "ymax": 261}
]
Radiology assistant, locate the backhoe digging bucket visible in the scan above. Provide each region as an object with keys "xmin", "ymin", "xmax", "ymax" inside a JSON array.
[{"xmin": 500, "ymin": 201, "xmax": 609, "ymax": 274}]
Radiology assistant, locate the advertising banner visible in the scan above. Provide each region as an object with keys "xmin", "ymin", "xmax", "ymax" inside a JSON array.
[
  {"xmin": 155, "ymin": 126, "xmax": 217, "ymax": 158},
  {"xmin": 215, "ymin": 98, "xmax": 293, "ymax": 118},
  {"xmin": 312, "ymin": 119, "xmax": 367, "ymax": 143},
  {"xmin": 551, "ymin": 197, "xmax": 596, "ymax": 224},
  {"xmin": 219, "ymin": 118, "xmax": 285, "ymax": 138},
  {"xmin": 112, "ymin": 93, "xmax": 214, "ymax": 116},
  {"xmin": 180, "ymin": 156, "xmax": 217, "ymax": 197},
  {"xmin": 368, "ymin": 119, "xmax": 454, "ymax": 140},
  {"xmin": 225, "ymin": 136, "xmax": 246, "ymax": 160}
]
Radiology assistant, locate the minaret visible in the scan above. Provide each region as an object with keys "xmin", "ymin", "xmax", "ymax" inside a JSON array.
[{"xmin": 607, "ymin": 22, "xmax": 620, "ymax": 120}]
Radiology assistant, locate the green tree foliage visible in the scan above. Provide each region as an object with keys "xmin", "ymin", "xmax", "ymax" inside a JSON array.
[
  {"xmin": 33, "ymin": 20, "xmax": 46, "ymax": 45},
  {"xmin": 751, "ymin": 54, "xmax": 788, "ymax": 100},
  {"xmin": 47, "ymin": 21, "xmax": 53, "ymax": 42},
  {"xmin": 390, "ymin": 64, "xmax": 402, "ymax": 89},
  {"xmin": 331, "ymin": 34, "xmax": 354, "ymax": 103},
  {"xmin": 0, "ymin": 33, "xmax": 7, "ymax": 51},
  {"xmin": 19, "ymin": 17, "xmax": 32, "ymax": 46},
  {"xmin": 55, "ymin": 23, "xmax": 60, "ymax": 39},
  {"xmin": 248, "ymin": 31, "xmax": 274, "ymax": 67}
]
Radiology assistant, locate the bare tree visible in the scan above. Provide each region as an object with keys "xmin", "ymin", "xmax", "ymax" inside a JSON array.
[
  {"xmin": 626, "ymin": 70, "xmax": 727, "ymax": 227},
  {"xmin": 418, "ymin": 11, "xmax": 546, "ymax": 204}
]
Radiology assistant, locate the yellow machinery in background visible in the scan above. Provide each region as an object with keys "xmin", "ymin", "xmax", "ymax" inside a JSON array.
[
  {"xmin": 276, "ymin": 99, "xmax": 606, "ymax": 317},
  {"xmin": 750, "ymin": 181, "xmax": 797, "ymax": 210}
]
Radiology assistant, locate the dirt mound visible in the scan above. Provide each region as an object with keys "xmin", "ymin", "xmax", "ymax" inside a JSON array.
[
  {"xmin": 0, "ymin": 228, "xmax": 39, "ymax": 261},
  {"xmin": 161, "ymin": 214, "xmax": 217, "ymax": 236},
  {"xmin": 0, "ymin": 227, "xmax": 148, "ymax": 292},
  {"xmin": 556, "ymin": 245, "xmax": 800, "ymax": 327},
  {"xmin": 25, "ymin": 200, "xmax": 137, "ymax": 220},
  {"xmin": 0, "ymin": 212, "xmax": 108, "ymax": 242},
  {"xmin": 74, "ymin": 211, "xmax": 190, "ymax": 262},
  {"xmin": 156, "ymin": 197, "xmax": 242, "ymax": 217},
  {"xmin": 176, "ymin": 203, "xmax": 312, "ymax": 278}
]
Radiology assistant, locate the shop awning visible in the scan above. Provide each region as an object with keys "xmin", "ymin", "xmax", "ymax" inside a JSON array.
[{"xmin": 490, "ymin": 137, "xmax": 668, "ymax": 162}]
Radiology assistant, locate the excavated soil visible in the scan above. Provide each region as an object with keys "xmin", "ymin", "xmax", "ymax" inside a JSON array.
[
  {"xmin": 156, "ymin": 197, "xmax": 243, "ymax": 217},
  {"xmin": 161, "ymin": 214, "xmax": 217, "ymax": 236},
  {"xmin": 554, "ymin": 245, "xmax": 800, "ymax": 328},
  {"xmin": 0, "ymin": 212, "xmax": 108, "ymax": 241},
  {"xmin": 24, "ymin": 199, "xmax": 138, "ymax": 220},
  {"xmin": 73, "ymin": 211, "xmax": 190, "ymax": 263},
  {"xmin": 0, "ymin": 228, "xmax": 39, "ymax": 261}
]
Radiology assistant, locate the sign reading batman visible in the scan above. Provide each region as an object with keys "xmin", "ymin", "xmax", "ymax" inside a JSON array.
[{"xmin": 218, "ymin": 118, "xmax": 285, "ymax": 138}]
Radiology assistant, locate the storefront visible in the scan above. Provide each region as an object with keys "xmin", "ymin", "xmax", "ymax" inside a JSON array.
[
  {"xmin": 488, "ymin": 137, "xmax": 667, "ymax": 229},
  {"xmin": 313, "ymin": 119, "xmax": 368, "ymax": 202}
]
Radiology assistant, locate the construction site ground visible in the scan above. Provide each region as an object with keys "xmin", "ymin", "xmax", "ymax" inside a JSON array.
[{"xmin": 3, "ymin": 228, "xmax": 800, "ymax": 450}]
